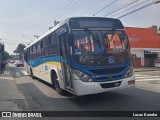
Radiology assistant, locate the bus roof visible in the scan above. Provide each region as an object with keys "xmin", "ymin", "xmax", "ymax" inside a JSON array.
[{"xmin": 24, "ymin": 17, "xmax": 122, "ymax": 50}]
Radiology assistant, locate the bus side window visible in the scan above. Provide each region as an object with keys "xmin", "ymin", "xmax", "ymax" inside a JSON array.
[
  {"xmin": 48, "ymin": 33, "xmax": 59, "ymax": 56},
  {"xmin": 33, "ymin": 44, "xmax": 37, "ymax": 58},
  {"xmin": 37, "ymin": 42, "xmax": 41, "ymax": 57},
  {"xmin": 42, "ymin": 37, "xmax": 49, "ymax": 57}
]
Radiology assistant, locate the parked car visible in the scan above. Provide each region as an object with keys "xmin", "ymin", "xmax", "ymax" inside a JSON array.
[
  {"xmin": 15, "ymin": 60, "xmax": 24, "ymax": 67},
  {"xmin": 10, "ymin": 60, "xmax": 15, "ymax": 63}
]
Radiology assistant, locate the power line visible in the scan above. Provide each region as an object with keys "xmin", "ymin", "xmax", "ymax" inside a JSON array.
[
  {"xmin": 5, "ymin": 44, "xmax": 18, "ymax": 47},
  {"xmin": 35, "ymin": 0, "xmax": 74, "ymax": 35},
  {"xmin": 58, "ymin": 0, "xmax": 81, "ymax": 20},
  {"xmin": 104, "ymin": 0, "xmax": 140, "ymax": 17},
  {"xmin": 80, "ymin": 0, "xmax": 104, "ymax": 15},
  {"xmin": 1, "ymin": 37, "xmax": 26, "ymax": 43},
  {"xmin": 110, "ymin": 0, "xmax": 150, "ymax": 18},
  {"xmin": 54, "ymin": 0, "xmax": 75, "ymax": 20},
  {"xmin": 93, "ymin": 0, "xmax": 117, "ymax": 16},
  {"xmin": 117, "ymin": 1, "xmax": 159, "ymax": 19},
  {"xmin": 5, "ymin": 41, "xmax": 29, "ymax": 44},
  {"xmin": 60, "ymin": 0, "xmax": 87, "ymax": 20}
]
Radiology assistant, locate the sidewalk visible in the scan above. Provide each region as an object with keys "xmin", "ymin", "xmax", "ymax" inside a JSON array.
[
  {"xmin": 134, "ymin": 67, "xmax": 160, "ymax": 72},
  {"xmin": 0, "ymin": 65, "xmax": 28, "ymax": 111}
]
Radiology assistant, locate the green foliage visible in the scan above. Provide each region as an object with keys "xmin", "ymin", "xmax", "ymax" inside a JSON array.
[
  {"xmin": 4, "ymin": 51, "xmax": 11, "ymax": 60},
  {"xmin": 14, "ymin": 44, "xmax": 26, "ymax": 59},
  {"xmin": 16, "ymin": 44, "xmax": 26, "ymax": 53}
]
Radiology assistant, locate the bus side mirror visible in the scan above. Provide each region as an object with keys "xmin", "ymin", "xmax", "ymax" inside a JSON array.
[{"xmin": 125, "ymin": 33, "xmax": 130, "ymax": 50}]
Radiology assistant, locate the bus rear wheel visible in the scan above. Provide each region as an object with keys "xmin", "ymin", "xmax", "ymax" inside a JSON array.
[{"xmin": 53, "ymin": 75, "xmax": 64, "ymax": 95}]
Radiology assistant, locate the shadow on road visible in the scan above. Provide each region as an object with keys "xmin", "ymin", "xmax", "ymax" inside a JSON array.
[{"xmin": 16, "ymin": 78, "xmax": 160, "ymax": 112}]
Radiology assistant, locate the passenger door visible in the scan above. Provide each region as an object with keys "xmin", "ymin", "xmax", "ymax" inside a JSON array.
[{"xmin": 59, "ymin": 33, "xmax": 73, "ymax": 90}]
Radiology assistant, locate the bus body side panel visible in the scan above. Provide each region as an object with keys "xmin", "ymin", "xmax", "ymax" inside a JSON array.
[
  {"xmin": 42, "ymin": 58, "xmax": 62, "ymax": 85},
  {"xmin": 27, "ymin": 56, "xmax": 63, "ymax": 86},
  {"xmin": 28, "ymin": 58, "xmax": 43, "ymax": 80},
  {"xmin": 42, "ymin": 56, "xmax": 65, "ymax": 89}
]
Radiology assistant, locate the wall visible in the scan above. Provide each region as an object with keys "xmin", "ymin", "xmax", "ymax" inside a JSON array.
[
  {"xmin": 125, "ymin": 26, "xmax": 160, "ymax": 67},
  {"xmin": 131, "ymin": 49, "xmax": 144, "ymax": 66},
  {"xmin": 125, "ymin": 26, "xmax": 160, "ymax": 48}
]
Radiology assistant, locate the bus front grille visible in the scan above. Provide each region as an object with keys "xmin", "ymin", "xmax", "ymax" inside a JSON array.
[
  {"xmin": 94, "ymin": 75, "xmax": 123, "ymax": 82},
  {"xmin": 100, "ymin": 81, "xmax": 121, "ymax": 89},
  {"xmin": 89, "ymin": 67, "xmax": 125, "ymax": 75}
]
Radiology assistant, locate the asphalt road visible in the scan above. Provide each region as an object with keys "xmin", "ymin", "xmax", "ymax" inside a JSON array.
[{"xmin": 8, "ymin": 63, "xmax": 160, "ymax": 120}]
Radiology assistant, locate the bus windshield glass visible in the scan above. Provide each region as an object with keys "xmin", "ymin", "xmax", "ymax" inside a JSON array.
[{"xmin": 72, "ymin": 30, "xmax": 131, "ymax": 66}]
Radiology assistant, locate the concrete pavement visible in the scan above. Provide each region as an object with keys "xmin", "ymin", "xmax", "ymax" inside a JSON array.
[{"xmin": 0, "ymin": 65, "xmax": 29, "ymax": 111}]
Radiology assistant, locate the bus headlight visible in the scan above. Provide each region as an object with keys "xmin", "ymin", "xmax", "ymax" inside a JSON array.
[
  {"xmin": 74, "ymin": 70, "xmax": 93, "ymax": 82},
  {"xmin": 125, "ymin": 66, "xmax": 133, "ymax": 78}
]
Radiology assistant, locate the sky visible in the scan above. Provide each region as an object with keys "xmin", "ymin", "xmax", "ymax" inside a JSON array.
[{"xmin": 0, "ymin": 0, "xmax": 160, "ymax": 54}]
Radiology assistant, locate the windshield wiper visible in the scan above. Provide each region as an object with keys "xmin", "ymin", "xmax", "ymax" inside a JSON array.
[
  {"xmin": 109, "ymin": 21, "xmax": 117, "ymax": 42},
  {"xmin": 84, "ymin": 28, "xmax": 97, "ymax": 40},
  {"xmin": 84, "ymin": 28, "xmax": 101, "ymax": 50}
]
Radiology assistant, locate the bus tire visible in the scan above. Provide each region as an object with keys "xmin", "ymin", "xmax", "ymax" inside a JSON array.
[
  {"xmin": 30, "ymin": 68, "xmax": 36, "ymax": 79},
  {"xmin": 53, "ymin": 75, "xmax": 64, "ymax": 95}
]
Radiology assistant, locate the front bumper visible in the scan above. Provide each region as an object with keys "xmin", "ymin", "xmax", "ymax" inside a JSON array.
[{"xmin": 73, "ymin": 73, "xmax": 135, "ymax": 96}]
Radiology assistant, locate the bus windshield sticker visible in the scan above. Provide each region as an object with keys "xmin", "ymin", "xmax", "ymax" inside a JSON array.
[
  {"xmin": 45, "ymin": 66, "xmax": 48, "ymax": 70},
  {"xmin": 108, "ymin": 56, "xmax": 115, "ymax": 64},
  {"xmin": 75, "ymin": 52, "xmax": 81, "ymax": 55}
]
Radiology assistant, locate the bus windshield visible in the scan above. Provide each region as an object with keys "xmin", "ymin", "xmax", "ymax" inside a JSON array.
[{"xmin": 72, "ymin": 30, "xmax": 131, "ymax": 66}]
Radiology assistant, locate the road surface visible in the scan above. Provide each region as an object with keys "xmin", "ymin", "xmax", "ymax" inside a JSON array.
[{"xmin": 3, "ymin": 63, "xmax": 160, "ymax": 120}]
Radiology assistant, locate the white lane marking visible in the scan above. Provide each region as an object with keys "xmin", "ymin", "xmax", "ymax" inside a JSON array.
[
  {"xmin": 136, "ymin": 76, "xmax": 160, "ymax": 79},
  {"xmin": 0, "ymin": 77, "xmax": 14, "ymax": 80},
  {"xmin": 136, "ymin": 78, "xmax": 160, "ymax": 81},
  {"xmin": 135, "ymin": 73, "xmax": 160, "ymax": 81}
]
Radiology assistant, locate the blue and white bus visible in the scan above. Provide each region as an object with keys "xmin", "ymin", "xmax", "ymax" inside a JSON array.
[{"xmin": 24, "ymin": 17, "xmax": 135, "ymax": 96}]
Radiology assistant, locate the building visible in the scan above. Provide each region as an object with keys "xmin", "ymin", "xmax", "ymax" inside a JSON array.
[
  {"xmin": 125, "ymin": 26, "xmax": 160, "ymax": 67},
  {"xmin": 0, "ymin": 43, "xmax": 5, "ymax": 71}
]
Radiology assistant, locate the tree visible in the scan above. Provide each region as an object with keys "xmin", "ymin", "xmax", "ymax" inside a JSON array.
[
  {"xmin": 16, "ymin": 44, "xmax": 26, "ymax": 53},
  {"xmin": 4, "ymin": 51, "xmax": 11, "ymax": 60},
  {"xmin": 159, "ymin": 27, "xmax": 160, "ymax": 31},
  {"xmin": 14, "ymin": 44, "xmax": 26, "ymax": 59}
]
